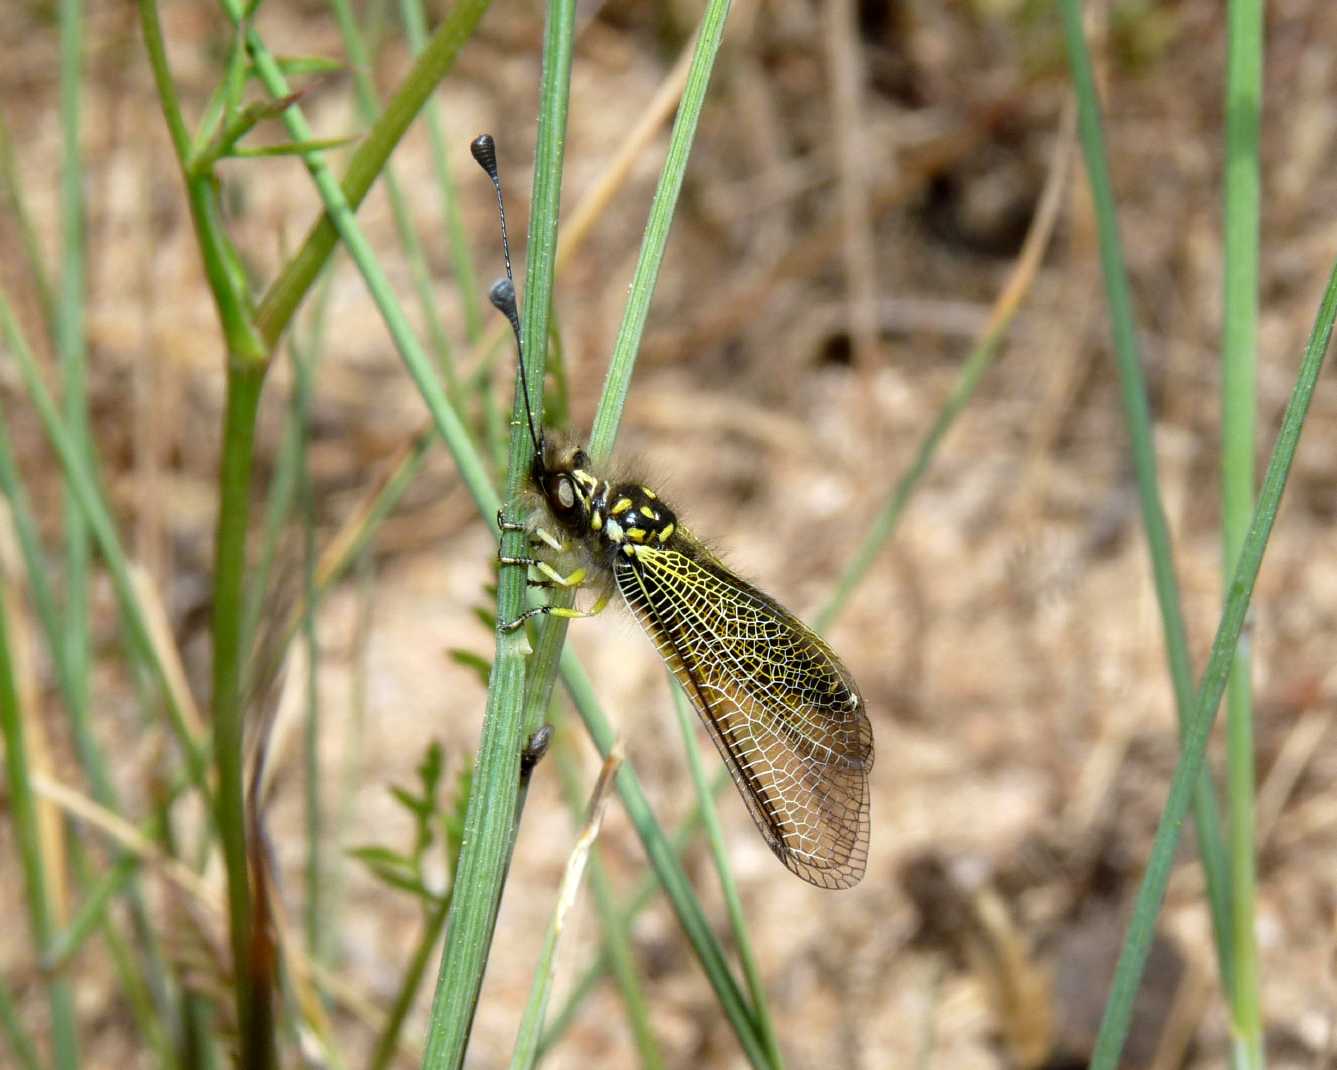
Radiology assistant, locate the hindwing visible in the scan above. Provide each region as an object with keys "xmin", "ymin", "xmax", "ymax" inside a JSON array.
[{"xmin": 614, "ymin": 539, "xmax": 873, "ymax": 889}]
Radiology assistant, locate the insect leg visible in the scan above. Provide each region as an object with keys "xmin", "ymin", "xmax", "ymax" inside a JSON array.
[
  {"xmin": 498, "ymin": 589, "xmax": 611, "ymax": 633},
  {"xmin": 497, "ymin": 508, "xmax": 527, "ymax": 532},
  {"xmin": 532, "ymin": 562, "xmax": 587, "ymax": 588},
  {"xmin": 547, "ymin": 589, "xmax": 612, "ymax": 620},
  {"xmin": 532, "ymin": 526, "xmax": 565, "ymax": 552}
]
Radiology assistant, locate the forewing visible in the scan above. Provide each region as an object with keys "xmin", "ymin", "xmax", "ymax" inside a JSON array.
[{"xmin": 615, "ymin": 542, "xmax": 873, "ymax": 889}]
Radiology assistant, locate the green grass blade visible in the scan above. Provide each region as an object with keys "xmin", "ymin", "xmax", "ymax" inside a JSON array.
[
  {"xmin": 253, "ymin": 0, "xmax": 496, "ymax": 350},
  {"xmin": 669, "ymin": 684, "xmax": 783, "ymax": 1066},
  {"xmin": 0, "ymin": 574, "xmax": 81, "ymax": 1069},
  {"xmin": 1058, "ymin": 0, "xmax": 1234, "ymax": 993},
  {"xmin": 421, "ymin": 0, "xmax": 576, "ymax": 1058},
  {"xmin": 560, "ymin": 649, "xmax": 770, "ymax": 1068},
  {"xmin": 0, "ymin": 114, "xmax": 56, "ymax": 328},
  {"xmin": 586, "ymin": 0, "xmax": 733, "ymax": 465},
  {"xmin": 329, "ymin": 0, "xmax": 459, "ymax": 390},
  {"xmin": 400, "ymin": 0, "xmax": 483, "ymax": 343},
  {"xmin": 0, "ymin": 977, "xmax": 41, "ymax": 1070},
  {"xmin": 0, "ymin": 297, "xmax": 210, "ymax": 796},
  {"xmin": 58, "ymin": 0, "xmax": 92, "ymax": 758},
  {"xmin": 1222, "ymin": 1, "xmax": 1265, "ymax": 1064},
  {"xmin": 1089, "ymin": 259, "xmax": 1337, "ymax": 1070}
]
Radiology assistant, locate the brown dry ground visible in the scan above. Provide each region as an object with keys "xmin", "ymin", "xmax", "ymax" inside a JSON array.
[{"xmin": 3, "ymin": 1, "xmax": 1337, "ymax": 1068}]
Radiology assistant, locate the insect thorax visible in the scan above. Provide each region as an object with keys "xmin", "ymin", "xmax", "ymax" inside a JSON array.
[
  {"xmin": 534, "ymin": 444, "xmax": 678, "ymax": 560},
  {"xmin": 591, "ymin": 479, "xmax": 677, "ymax": 556}
]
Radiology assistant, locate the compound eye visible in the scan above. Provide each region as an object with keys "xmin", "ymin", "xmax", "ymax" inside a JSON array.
[{"xmin": 555, "ymin": 475, "xmax": 576, "ymax": 511}]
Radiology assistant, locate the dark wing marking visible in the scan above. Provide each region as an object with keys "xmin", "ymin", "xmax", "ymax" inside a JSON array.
[{"xmin": 615, "ymin": 542, "xmax": 872, "ymax": 889}]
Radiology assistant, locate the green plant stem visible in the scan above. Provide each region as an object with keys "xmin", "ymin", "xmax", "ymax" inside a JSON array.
[
  {"xmin": 211, "ymin": 362, "xmax": 273, "ymax": 1069},
  {"xmin": 329, "ymin": 0, "xmax": 459, "ymax": 392},
  {"xmin": 586, "ymin": 0, "xmax": 734, "ymax": 465},
  {"xmin": 399, "ymin": 0, "xmax": 483, "ymax": 343},
  {"xmin": 59, "ymin": 0, "xmax": 91, "ymax": 746},
  {"xmin": 820, "ymin": 333, "xmax": 1002, "ymax": 631},
  {"xmin": 296, "ymin": 343, "xmax": 324, "ymax": 960},
  {"xmin": 669, "ymin": 685, "xmax": 783, "ymax": 1066},
  {"xmin": 0, "ymin": 977, "xmax": 40, "ymax": 1070},
  {"xmin": 253, "ymin": 0, "xmax": 496, "ymax": 350},
  {"xmin": 1059, "ymin": 0, "xmax": 1234, "ymax": 995},
  {"xmin": 421, "ymin": 0, "xmax": 575, "ymax": 1060},
  {"xmin": 1089, "ymin": 262, "xmax": 1337, "ymax": 1069},
  {"xmin": 0, "ymin": 575, "xmax": 81, "ymax": 1070},
  {"xmin": 0, "ymin": 298, "xmax": 210, "ymax": 793},
  {"xmin": 1223, "ymin": 0, "xmax": 1264, "ymax": 1065},
  {"xmin": 0, "ymin": 115, "xmax": 56, "ymax": 328},
  {"xmin": 560, "ymin": 649, "xmax": 769, "ymax": 1068}
]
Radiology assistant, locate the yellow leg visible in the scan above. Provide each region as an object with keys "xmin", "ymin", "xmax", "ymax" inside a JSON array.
[
  {"xmin": 533, "ymin": 561, "xmax": 587, "ymax": 588},
  {"xmin": 499, "ymin": 589, "xmax": 611, "ymax": 632},
  {"xmin": 532, "ymin": 526, "xmax": 564, "ymax": 552}
]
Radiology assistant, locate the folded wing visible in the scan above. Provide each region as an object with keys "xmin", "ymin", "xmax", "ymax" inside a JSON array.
[{"xmin": 615, "ymin": 541, "xmax": 873, "ymax": 889}]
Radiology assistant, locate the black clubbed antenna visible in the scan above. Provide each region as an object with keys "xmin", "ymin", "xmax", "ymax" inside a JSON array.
[{"xmin": 471, "ymin": 133, "xmax": 543, "ymax": 461}]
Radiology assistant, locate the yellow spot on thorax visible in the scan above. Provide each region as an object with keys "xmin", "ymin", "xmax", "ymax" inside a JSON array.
[{"xmin": 610, "ymin": 498, "xmax": 633, "ymax": 516}]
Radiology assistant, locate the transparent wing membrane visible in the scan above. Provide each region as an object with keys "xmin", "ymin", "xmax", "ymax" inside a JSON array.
[{"xmin": 615, "ymin": 542, "xmax": 873, "ymax": 889}]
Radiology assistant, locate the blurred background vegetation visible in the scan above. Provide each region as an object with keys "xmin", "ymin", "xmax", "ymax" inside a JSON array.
[{"xmin": 2, "ymin": 0, "xmax": 1337, "ymax": 1067}]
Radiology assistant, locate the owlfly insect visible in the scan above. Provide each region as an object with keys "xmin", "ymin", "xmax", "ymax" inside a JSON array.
[{"xmin": 472, "ymin": 134, "xmax": 873, "ymax": 889}]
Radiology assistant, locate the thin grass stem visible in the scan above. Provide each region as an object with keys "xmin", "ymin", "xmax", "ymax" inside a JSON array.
[
  {"xmin": 508, "ymin": 748, "xmax": 621, "ymax": 1070},
  {"xmin": 0, "ymin": 298, "xmax": 210, "ymax": 793},
  {"xmin": 253, "ymin": 0, "xmax": 496, "ymax": 350},
  {"xmin": 560, "ymin": 649, "xmax": 770, "ymax": 1067},
  {"xmin": 1222, "ymin": 1, "xmax": 1265, "ymax": 1065},
  {"xmin": 1058, "ymin": 0, "xmax": 1235, "ymax": 996},
  {"xmin": 421, "ymin": 0, "xmax": 576, "ymax": 1058},
  {"xmin": 586, "ymin": 0, "xmax": 734, "ymax": 465},
  {"xmin": 400, "ymin": 0, "xmax": 483, "ymax": 343},
  {"xmin": 0, "ymin": 573, "xmax": 80, "ymax": 1069},
  {"xmin": 329, "ymin": 0, "xmax": 459, "ymax": 392},
  {"xmin": 537, "ymin": 765, "xmax": 730, "ymax": 1056},
  {"xmin": 552, "ymin": 733, "xmax": 664, "ymax": 1069},
  {"xmin": 1088, "ymin": 257, "xmax": 1337, "ymax": 1070},
  {"xmin": 669, "ymin": 685, "xmax": 783, "ymax": 1066},
  {"xmin": 820, "ymin": 102, "xmax": 1073, "ymax": 631},
  {"xmin": 58, "ymin": 0, "xmax": 91, "ymax": 747},
  {"xmin": 0, "ymin": 978, "xmax": 41, "ymax": 1070}
]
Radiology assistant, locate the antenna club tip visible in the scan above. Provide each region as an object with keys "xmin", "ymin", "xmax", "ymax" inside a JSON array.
[
  {"xmin": 470, "ymin": 133, "xmax": 499, "ymax": 176},
  {"xmin": 488, "ymin": 277, "xmax": 517, "ymax": 311}
]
